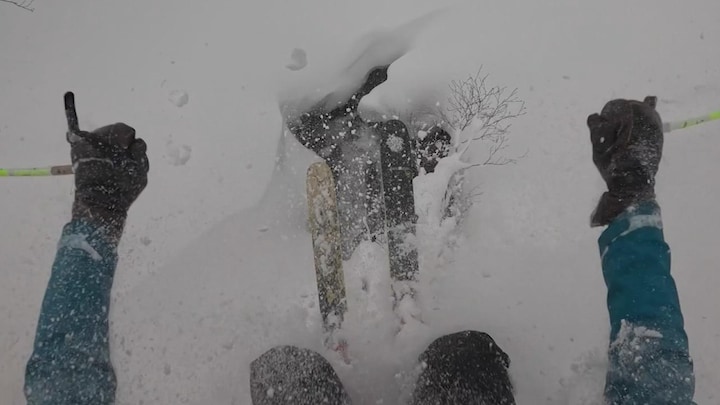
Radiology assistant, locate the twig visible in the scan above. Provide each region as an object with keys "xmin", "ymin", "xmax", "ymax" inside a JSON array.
[{"xmin": 0, "ymin": 0, "xmax": 34, "ymax": 11}]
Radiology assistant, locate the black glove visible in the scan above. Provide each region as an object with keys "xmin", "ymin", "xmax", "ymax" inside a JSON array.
[
  {"xmin": 69, "ymin": 123, "xmax": 149, "ymax": 240},
  {"xmin": 326, "ymin": 65, "xmax": 390, "ymax": 119},
  {"xmin": 417, "ymin": 126, "xmax": 452, "ymax": 173},
  {"xmin": 587, "ymin": 96, "xmax": 663, "ymax": 227},
  {"xmin": 289, "ymin": 65, "xmax": 391, "ymax": 155},
  {"xmin": 357, "ymin": 65, "xmax": 389, "ymax": 99}
]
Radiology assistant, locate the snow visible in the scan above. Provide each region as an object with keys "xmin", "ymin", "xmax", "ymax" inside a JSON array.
[
  {"xmin": 286, "ymin": 48, "xmax": 308, "ymax": 71},
  {"xmin": 57, "ymin": 234, "xmax": 103, "ymax": 261},
  {"xmin": 620, "ymin": 212, "xmax": 664, "ymax": 237},
  {"xmin": 168, "ymin": 90, "xmax": 189, "ymax": 107},
  {"xmin": 164, "ymin": 140, "xmax": 192, "ymax": 166},
  {"xmin": 611, "ymin": 321, "xmax": 664, "ymax": 350},
  {"xmin": 277, "ymin": 8, "xmax": 444, "ymax": 120},
  {"xmin": 385, "ymin": 134, "xmax": 405, "ymax": 153},
  {"xmin": 414, "ymin": 152, "xmax": 469, "ymax": 229},
  {"xmin": 2, "ymin": 0, "xmax": 720, "ymax": 404}
]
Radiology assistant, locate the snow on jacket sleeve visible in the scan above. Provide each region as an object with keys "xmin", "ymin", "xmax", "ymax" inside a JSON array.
[
  {"xmin": 599, "ymin": 201, "xmax": 695, "ymax": 405},
  {"xmin": 25, "ymin": 219, "xmax": 118, "ymax": 405}
]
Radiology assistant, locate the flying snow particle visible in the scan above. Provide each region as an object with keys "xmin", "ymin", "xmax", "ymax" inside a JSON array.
[
  {"xmin": 169, "ymin": 90, "xmax": 189, "ymax": 107},
  {"xmin": 286, "ymin": 48, "xmax": 308, "ymax": 71}
]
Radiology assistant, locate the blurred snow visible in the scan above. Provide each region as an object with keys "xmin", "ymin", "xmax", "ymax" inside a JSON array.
[
  {"xmin": 286, "ymin": 48, "xmax": 308, "ymax": 71},
  {"xmin": 164, "ymin": 141, "xmax": 192, "ymax": 166},
  {"xmin": 168, "ymin": 90, "xmax": 189, "ymax": 107}
]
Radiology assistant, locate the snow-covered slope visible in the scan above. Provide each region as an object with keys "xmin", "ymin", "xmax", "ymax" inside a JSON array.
[{"xmin": 2, "ymin": 0, "xmax": 719, "ymax": 404}]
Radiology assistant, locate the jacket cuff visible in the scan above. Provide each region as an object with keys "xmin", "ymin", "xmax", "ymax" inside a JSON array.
[
  {"xmin": 598, "ymin": 200, "xmax": 662, "ymax": 250},
  {"xmin": 59, "ymin": 218, "xmax": 120, "ymax": 264}
]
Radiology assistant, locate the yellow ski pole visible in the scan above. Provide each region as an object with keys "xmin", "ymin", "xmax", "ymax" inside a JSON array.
[
  {"xmin": 1, "ymin": 92, "xmax": 80, "ymax": 177},
  {"xmin": 0, "ymin": 165, "xmax": 73, "ymax": 177},
  {"xmin": 663, "ymin": 110, "xmax": 720, "ymax": 133}
]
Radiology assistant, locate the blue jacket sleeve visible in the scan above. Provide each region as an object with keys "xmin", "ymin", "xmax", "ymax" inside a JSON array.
[
  {"xmin": 599, "ymin": 201, "xmax": 695, "ymax": 404},
  {"xmin": 25, "ymin": 219, "xmax": 118, "ymax": 405}
]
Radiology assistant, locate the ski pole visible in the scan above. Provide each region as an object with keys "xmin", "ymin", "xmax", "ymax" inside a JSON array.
[
  {"xmin": 663, "ymin": 110, "xmax": 720, "ymax": 133},
  {"xmin": 0, "ymin": 165, "xmax": 73, "ymax": 177},
  {"xmin": 0, "ymin": 92, "xmax": 80, "ymax": 177}
]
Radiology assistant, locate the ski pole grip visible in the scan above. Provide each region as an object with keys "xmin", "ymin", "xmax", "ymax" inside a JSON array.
[
  {"xmin": 64, "ymin": 91, "xmax": 88, "ymax": 144},
  {"xmin": 64, "ymin": 91, "xmax": 80, "ymax": 133}
]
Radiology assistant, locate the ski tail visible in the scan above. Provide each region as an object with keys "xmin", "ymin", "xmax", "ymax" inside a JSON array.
[{"xmin": 306, "ymin": 162, "xmax": 349, "ymax": 357}]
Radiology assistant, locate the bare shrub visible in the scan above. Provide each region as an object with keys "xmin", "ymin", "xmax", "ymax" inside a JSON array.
[
  {"xmin": 430, "ymin": 68, "xmax": 526, "ymax": 224},
  {"xmin": 439, "ymin": 67, "xmax": 526, "ymax": 166}
]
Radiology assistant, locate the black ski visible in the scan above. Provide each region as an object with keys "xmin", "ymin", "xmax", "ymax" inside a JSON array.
[{"xmin": 378, "ymin": 120, "xmax": 420, "ymax": 311}]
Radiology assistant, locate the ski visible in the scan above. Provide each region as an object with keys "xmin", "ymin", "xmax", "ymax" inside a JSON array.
[
  {"xmin": 306, "ymin": 161, "xmax": 349, "ymax": 359},
  {"xmin": 378, "ymin": 121, "xmax": 421, "ymax": 323}
]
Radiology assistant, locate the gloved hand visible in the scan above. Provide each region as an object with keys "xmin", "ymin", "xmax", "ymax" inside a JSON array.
[
  {"xmin": 357, "ymin": 65, "xmax": 389, "ymax": 99},
  {"xmin": 323, "ymin": 65, "xmax": 390, "ymax": 120},
  {"xmin": 68, "ymin": 123, "xmax": 149, "ymax": 241},
  {"xmin": 417, "ymin": 125, "xmax": 452, "ymax": 174},
  {"xmin": 587, "ymin": 96, "xmax": 663, "ymax": 227}
]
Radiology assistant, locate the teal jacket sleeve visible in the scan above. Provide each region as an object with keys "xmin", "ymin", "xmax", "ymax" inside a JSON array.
[
  {"xmin": 599, "ymin": 201, "xmax": 695, "ymax": 404},
  {"xmin": 25, "ymin": 219, "xmax": 118, "ymax": 405}
]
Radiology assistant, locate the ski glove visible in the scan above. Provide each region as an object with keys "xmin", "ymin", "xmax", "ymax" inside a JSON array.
[
  {"xmin": 587, "ymin": 96, "xmax": 663, "ymax": 227},
  {"xmin": 417, "ymin": 126, "xmax": 452, "ymax": 173},
  {"xmin": 288, "ymin": 65, "xmax": 391, "ymax": 158},
  {"xmin": 357, "ymin": 65, "xmax": 389, "ymax": 99},
  {"xmin": 69, "ymin": 123, "xmax": 149, "ymax": 241},
  {"xmin": 326, "ymin": 65, "xmax": 390, "ymax": 119}
]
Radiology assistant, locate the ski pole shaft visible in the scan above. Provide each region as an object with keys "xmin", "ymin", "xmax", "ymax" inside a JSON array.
[
  {"xmin": 0, "ymin": 92, "xmax": 80, "ymax": 177},
  {"xmin": 663, "ymin": 110, "xmax": 720, "ymax": 133},
  {"xmin": 0, "ymin": 165, "xmax": 74, "ymax": 177}
]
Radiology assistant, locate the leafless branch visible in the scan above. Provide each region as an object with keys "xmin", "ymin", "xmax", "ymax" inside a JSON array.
[
  {"xmin": 436, "ymin": 67, "xmax": 525, "ymax": 168},
  {"xmin": 0, "ymin": 0, "xmax": 35, "ymax": 11},
  {"xmin": 420, "ymin": 68, "xmax": 527, "ymax": 223},
  {"xmin": 383, "ymin": 67, "xmax": 526, "ymax": 224}
]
